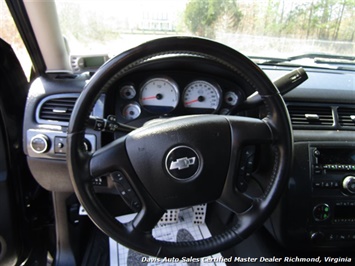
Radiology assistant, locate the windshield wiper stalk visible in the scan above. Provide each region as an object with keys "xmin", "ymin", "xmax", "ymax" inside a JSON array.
[
  {"xmin": 88, "ymin": 115, "xmax": 136, "ymax": 133},
  {"xmin": 231, "ymin": 67, "xmax": 308, "ymax": 113}
]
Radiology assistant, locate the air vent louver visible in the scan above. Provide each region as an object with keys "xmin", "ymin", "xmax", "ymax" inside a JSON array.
[
  {"xmin": 39, "ymin": 96, "xmax": 78, "ymax": 123},
  {"xmin": 287, "ymin": 105, "xmax": 333, "ymax": 127},
  {"xmin": 338, "ymin": 107, "xmax": 355, "ymax": 128}
]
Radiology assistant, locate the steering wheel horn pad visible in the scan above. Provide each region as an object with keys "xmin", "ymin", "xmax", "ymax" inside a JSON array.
[{"xmin": 126, "ymin": 115, "xmax": 231, "ymax": 209}]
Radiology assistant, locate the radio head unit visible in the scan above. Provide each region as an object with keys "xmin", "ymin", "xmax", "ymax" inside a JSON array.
[
  {"xmin": 267, "ymin": 142, "xmax": 355, "ymax": 251},
  {"xmin": 312, "ymin": 146, "xmax": 355, "ymax": 195},
  {"xmin": 316, "ymin": 147, "xmax": 355, "ymax": 170}
]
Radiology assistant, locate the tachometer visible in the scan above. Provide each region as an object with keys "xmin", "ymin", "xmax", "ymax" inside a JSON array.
[
  {"xmin": 139, "ymin": 77, "xmax": 179, "ymax": 114},
  {"xmin": 183, "ymin": 80, "xmax": 221, "ymax": 111}
]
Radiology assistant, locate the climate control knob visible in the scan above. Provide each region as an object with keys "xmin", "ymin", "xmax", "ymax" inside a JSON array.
[
  {"xmin": 30, "ymin": 134, "xmax": 50, "ymax": 154},
  {"xmin": 313, "ymin": 203, "xmax": 330, "ymax": 222},
  {"xmin": 310, "ymin": 231, "xmax": 325, "ymax": 243},
  {"xmin": 342, "ymin": 176, "xmax": 355, "ymax": 194}
]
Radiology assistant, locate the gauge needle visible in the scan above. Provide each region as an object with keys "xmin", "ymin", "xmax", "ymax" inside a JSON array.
[
  {"xmin": 142, "ymin": 94, "xmax": 163, "ymax": 101},
  {"xmin": 142, "ymin": 96, "xmax": 156, "ymax": 101},
  {"xmin": 185, "ymin": 99, "xmax": 199, "ymax": 105}
]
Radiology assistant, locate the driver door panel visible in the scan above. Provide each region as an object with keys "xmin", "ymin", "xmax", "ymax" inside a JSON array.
[{"xmin": 0, "ymin": 38, "xmax": 29, "ymax": 265}]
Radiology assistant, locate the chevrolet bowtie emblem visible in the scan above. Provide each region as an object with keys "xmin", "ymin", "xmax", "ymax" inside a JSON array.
[
  {"xmin": 169, "ymin": 157, "xmax": 196, "ymax": 170},
  {"xmin": 165, "ymin": 146, "xmax": 201, "ymax": 179}
]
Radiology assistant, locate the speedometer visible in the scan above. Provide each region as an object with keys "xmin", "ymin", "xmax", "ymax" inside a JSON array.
[
  {"xmin": 183, "ymin": 80, "xmax": 221, "ymax": 111},
  {"xmin": 139, "ymin": 77, "xmax": 179, "ymax": 114}
]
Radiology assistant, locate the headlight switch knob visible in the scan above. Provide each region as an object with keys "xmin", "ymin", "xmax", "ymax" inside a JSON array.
[{"xmin": 30, "ymin": 134, "xmax": 50, "ymax": 154}]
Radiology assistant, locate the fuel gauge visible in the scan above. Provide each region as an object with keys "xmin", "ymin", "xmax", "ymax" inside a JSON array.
[{"xmin": 122, "ymin": 103, "xmax": 141, "ymax": 120}]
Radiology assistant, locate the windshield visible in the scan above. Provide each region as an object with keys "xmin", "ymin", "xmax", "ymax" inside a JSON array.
[{"xmin": 55, "ymin": 0, "xmax": 355, "ymax": 61}]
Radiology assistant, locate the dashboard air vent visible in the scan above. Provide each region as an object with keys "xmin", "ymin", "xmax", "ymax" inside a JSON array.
[
  {"xmin": 39, "ymin": 96, "xmax": 78, "ymax": 123},
  {"xmin": 338, "ymin": 107, "xmax": 355, "ymax": 128},
  {"xmin": 287, "ymin": 105, "xmax": 333, "ymax": 127}
]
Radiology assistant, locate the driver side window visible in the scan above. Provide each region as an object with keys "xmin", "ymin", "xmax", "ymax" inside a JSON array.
[{"xmin": 0, "ymin": 0, "xmax": 32, "ymax": 80}]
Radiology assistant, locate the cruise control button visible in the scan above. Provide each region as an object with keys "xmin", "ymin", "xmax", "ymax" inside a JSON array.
[
  {"xmin": 313, "ymin": 182, "xmax": 321, "ymax": 188},
  {"xmin": 110, "ymin": 171, "xmax": 141, "ymax": 212}
]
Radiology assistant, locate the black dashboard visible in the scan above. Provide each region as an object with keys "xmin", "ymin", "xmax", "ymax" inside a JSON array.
[
  {"xmin": 114, "ymin": 72, "xmax": 244, "ymax": 123},
  {"xmin": 107, "ymin": 58, "xmax": 251, "ymax": 128},
  {"xmin": 22, "ymin": 56, "xmax": 355, "ymax": 253}
]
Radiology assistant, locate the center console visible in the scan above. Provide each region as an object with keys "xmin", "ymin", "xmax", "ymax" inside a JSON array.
[
  {"xmin": 309, "ymin": 145, "xmax": 355, "ymax": 244},
  {"xmin": 268, "ymin": 141, "xmax": 355, "ymax": 250}
]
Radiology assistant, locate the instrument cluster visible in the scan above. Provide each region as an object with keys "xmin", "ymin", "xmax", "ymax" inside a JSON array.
[{"xmin": 115, "ymin": 75, "xmax": 244, "ymax": 123}]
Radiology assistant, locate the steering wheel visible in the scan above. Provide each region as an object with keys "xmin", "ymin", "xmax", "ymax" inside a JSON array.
[{"xmin": 67, "ymin": 37, "xmax": 293, "ymax": 258}]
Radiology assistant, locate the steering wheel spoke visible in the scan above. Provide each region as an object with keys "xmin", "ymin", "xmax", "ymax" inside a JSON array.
[
  {"xmin": 89, "ymin": 137, "xmax": 127, "ymax": 178},
  {"xmin": 215, "ymin": 116, "xmax": 274, "ymax": 213},
  {"xmin": 218, "ymin": 185, "xmax": 255, "ymax": 214},
  {"xmin": 132, "ymin": 205, "xmax": 165, "ymax": 233},
  {"xmin": 226, "ymin": 116, "xmax": 274, "ymax": 146}
]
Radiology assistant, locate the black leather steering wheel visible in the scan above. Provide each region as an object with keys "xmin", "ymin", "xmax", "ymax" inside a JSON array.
[{"xmin": 67, "ymin": 37, "xmax": 293, "ymax": 258}]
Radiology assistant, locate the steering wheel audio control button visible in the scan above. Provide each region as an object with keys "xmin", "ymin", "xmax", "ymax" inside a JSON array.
[
  {"xmin": 110, "ymin": 171, "xmax": 141, "ymax": 212},
  {"xmin": 237, "ymin": 146, "xmax": 256, "ymax": 192},
  {"xmin": 165, "ymin": 146, "xmax": 202, "ymax": 180}
]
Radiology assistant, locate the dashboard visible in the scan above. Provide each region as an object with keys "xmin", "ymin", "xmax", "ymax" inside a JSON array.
[
  {"xmin": 108, "ymin": 58, "xmax": 249, "ymax": 128},
  {"xmin": 116, "ymin": 76, "xmax": 241, "ymax": 120},
  {"xmin": 23, "ymin": 57, "xmax": 253, "ymax": 190},
  {"xmin": 22, "ymin": 55, "xmax": 355, "ymax": 254},
  {"xmin": 113, "ymin": 75, "xmax": 245, "ymax": 129}
]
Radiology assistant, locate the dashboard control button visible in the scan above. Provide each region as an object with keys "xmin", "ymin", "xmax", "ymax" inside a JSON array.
[
  {"xmin": 92, "ymin": 176, "xmax": 107, "ymax": 186},
  {"xmin": 57, "ymin": 142, "xmax": 64, "ymax": 149},
  {"xmin": 342, "ymin": 176, "xmax": 355, "ymax": 194},
  {"xmin": 313, "ymin": 203, "xmax": 330, "ymax": 222},
  {"xmin": 313, "ymin": 182, "xmax": 321, "ymax": 188},
  {"xmin": 30, "ymin": 134, "xmax": 50, "ymax": 153},
  {"xmin": 310, "ymin": 231, "xmax": 325, "ymax": 243},
  {"xmin": 54, "ymin": 136, "xmax": 66, "ymax": 154},
  {"xmin": 313, "ymin": 165, "xmax": 322, "ymax": 174},
  {"xmin": 314, "ymin": 149, "xmax": 321, "ymax": 157}
]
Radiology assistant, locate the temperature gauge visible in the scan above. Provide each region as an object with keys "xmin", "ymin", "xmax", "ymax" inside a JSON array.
[
  {"xmin": 224, "ymin": 91, "xmax": 239, "ymax": 106},
  {"xmin": 120, "ymin": 85, "xmax": 136, "ymax": 100},
  {"xmin": 122, "ymin": 103, "xmax": 141, "ymax": 120}
]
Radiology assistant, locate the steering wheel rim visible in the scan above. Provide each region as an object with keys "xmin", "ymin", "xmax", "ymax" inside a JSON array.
[{"xmin": 67, "ymin": 37, "xmax": 293, "ymax": 258}]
